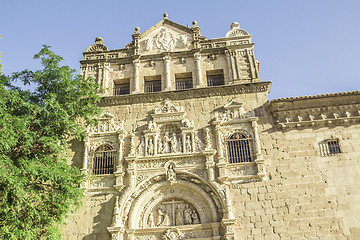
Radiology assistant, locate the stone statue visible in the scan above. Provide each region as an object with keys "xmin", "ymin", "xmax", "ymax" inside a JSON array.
[
  {"xmin": 191, "ymin": 210, "xmax": 200, "ymax": 224},
  {"xmin": 184, "ymin": 204, "xmax": 192, "ymax": 225},
  {"xmin": 163, "ymin": 211, "xmax": 171, "ymax": 226},
  {"xmin": 170, "ymin": 133, "xmax": 177, "ymax": 153},
  {"xmin": 175, "ymin": 205, "xmax": 184, "ymax": 226},
  {"xmin": 157, "ymin": 209, "xmax": 165, "ymax": 226},
  {"xmin": 163, "ymin": 132, "xmax": 170, "ymax": 153},
  {"xmin": 148, "ymin": 212, "xmax": 155, "ymax": 227},
  {"xmin": 185, "ymin": 135, "xmax": 192, "ymax": 153},
  {"xmin": 147, "ymin": 138, "xmax": 154, "ymax": 156},
  {"xmin": 167, "ymin": 164, "xmax": 176, "ymax": 182}
]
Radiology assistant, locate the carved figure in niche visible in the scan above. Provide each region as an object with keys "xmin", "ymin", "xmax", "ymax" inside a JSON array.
[
  {"xmin": 321, "ymin": 114, "xmax": 327, "ymax": 120},
  {"xmin": 138, "ymin": 136, "xmax": 145, "ymax": 157},
  {"xmin": 163, "ymin": 132, "xmax": 171, "ymax": 153},
  {"xmin": 345, "ymin": 111, "xmax": 351, "ymax": 117},
  {"xmin": 158, "ymin": 139, "xmax": 163, "ymax": 154},
  {"xmin": 191, "ymin": 210, "xmax": 200, "ymax": 224},
  {"xmin": 333, "ymin": 113, "xmax": 338, "ymax": 119},
  {"xmin": 195, "ymin": 135, "xmax": 205, "ymax": 151},
  {"xmin": 147, "ymin": 138, "xmax": 154, "ymax": 156},
  {"xmin": 175, "ymin": 205, "xmax": 184, "ymax": 226},
  {"xmin": 148, "ymin": 212, "xmax": 155, "ymax": 227},
  {"xmin": 154, "ymin": 29, "xmax": 175, "ymax": 51},
  {"xmin": 167, "ymin": 164, "xmax": 176, "ymax": 182},
  {"xmin": 309, "ymin": 114, "xmax": 315, "ymax": 121},
  {"xmin": 184, "ymin": 204, "xmax": 192, "ymax": 225},
  {"xmin": 170, "ymin": 133, "xmax": 178, "ymax": 153},
  {"xmin": 177, "ymin": 137, "xmax": 182, "ymax": 152},
  {"xmin": 185, "ymin": 135, "xmax": 192, "ymax": 153}
]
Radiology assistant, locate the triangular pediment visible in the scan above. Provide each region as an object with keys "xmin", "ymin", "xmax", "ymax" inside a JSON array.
[{"xmin": 139, "ymin": 19, "xmax": 194, "ymax": 54}]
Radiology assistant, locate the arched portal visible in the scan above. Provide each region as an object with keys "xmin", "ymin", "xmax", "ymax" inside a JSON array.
[{"xmin": 117, "ymin": 172, "xmax": 228, "ymax": 239}]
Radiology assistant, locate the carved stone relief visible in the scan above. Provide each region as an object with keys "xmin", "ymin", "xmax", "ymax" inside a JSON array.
[
  {"xmin": 146, "ymin": 199, "xmax": 200, "ymax": 228},
  {"xmin": 141, "ymin": 28, "xmax": 190, "ymax": 53}
]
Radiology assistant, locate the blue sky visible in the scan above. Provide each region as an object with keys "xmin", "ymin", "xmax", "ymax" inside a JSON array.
[{"xmin": 1, "ymin": 0, "xmax": 359, "ymax": 99}]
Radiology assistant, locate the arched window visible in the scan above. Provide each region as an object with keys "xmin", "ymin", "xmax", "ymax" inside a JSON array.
[
  {"xmin": 227, "ymin": 133, "xmax": 252, "ymax": 163},
  {"xmin": 93, "ymin": 145, "xmax": 116, "ymax": 175}
]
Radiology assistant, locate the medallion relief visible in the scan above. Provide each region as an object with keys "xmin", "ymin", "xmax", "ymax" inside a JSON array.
[{"xmin": 141, "ymin": 28, "xmax": 190, "ymax": 53}]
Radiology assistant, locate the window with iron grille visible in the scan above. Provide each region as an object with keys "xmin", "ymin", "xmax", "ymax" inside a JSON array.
[
  {"xmin": 113, "ymin": 82, "xmax": 130, "ymax": 95},
  {"xmin": 227, "ymin": 133, "xmax": 252, "ymax": 163},
  {"xmin": 175, "ymin": 74, "xmax": 193, "ymax": 90},
  {"xmin": 144, "ymin": 76, "xmax": 162, "ymax": 93},
  {"xmin": 207, "ymin": 70, "xmax": 224, "ymax": 87},
  {"xmin": 93, "ymin": 145, "xmax": 116, "ymax": 175},
  {"xmin": 326, "ymin": 138, "xmax": 341, "ymax": 155}
]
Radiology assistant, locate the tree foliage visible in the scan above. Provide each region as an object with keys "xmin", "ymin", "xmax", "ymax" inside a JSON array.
[{"xmin": 0, "ymin": 45, "xmax": 101, "ymax": 239}]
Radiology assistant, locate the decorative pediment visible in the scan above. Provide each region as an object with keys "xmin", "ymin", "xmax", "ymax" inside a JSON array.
[
  {"xmin": 225, "ymin": 22, "xmax": 249, "ymax": 38},
  {"xmin": 214, "ymin": 100, "xmax": 254, "ymax": 122},
  {"xmin": 139, "ymin": 18, "xmax": 193, "ymax": 54},
  {"xmin": 152, "ymin": 99, "xmax": 185, "ymax": 123},
  {"xmin": 88, "ymin": 112, "xmax": 125, "ymax": 134},
  {"xmin": 85, "ymin": 37, "xmax": 108, "ymax": 52}
]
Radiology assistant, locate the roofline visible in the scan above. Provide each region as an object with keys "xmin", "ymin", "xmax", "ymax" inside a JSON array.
[{"xmin": 270, "ymin": 91, "xmax": 360, "ymax": 103}]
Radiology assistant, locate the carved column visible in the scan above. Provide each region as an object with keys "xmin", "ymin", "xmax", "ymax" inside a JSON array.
[
  {"xmin": 246, "ymin": 49, "xmax": 257, "ymax": 80},
  {"xmin": 115, "ymin": 130, "xmax": 126, "ymax": 191},
  {"xmin": 191, "ymin": 131, "xmax": 196, "ymax": 153},
  {"xmin": 251, "ymin": 118, "xmax": 266, "ymax": 179},
  {"xmin": 132, "ymin": 59, "xmax": 140, "ymax": 93},
  {"xmin": 163, "ymin": 55, "xmax": 171, "ymax": 91},
  {"xmin": 104, "ymin": 62, "xmax": 110, "ymax": 94},
  {"xmin": 251, "ymin": 118, "xmax": 262, "ymax": 159},
  {"xmin": 214, "ymin": 124, "xmax": 225, "ymax": 161},
  {"xmin": 82, "ymin": 137, "xmax": 90, "ymax": 172},
  {"xmin": 225, "ymin": 50, "xmax": 234, "ymax": 84},
  {"xmin": 194, "ymin": 53, "xmax": 203, "ymax": 88}
]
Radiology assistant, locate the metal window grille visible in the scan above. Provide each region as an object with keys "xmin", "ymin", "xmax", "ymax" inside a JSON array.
[
  {"xmin": 207, "ymin": 74, "xmax": 224, "ymax": 87},
  {"xmin": 145, "ymin": 80, "xmax": 161, "ymax": 93},
  {"xmin": 227, "ymin": 133, "xmax": 252, "ymax": 163},
  {"xmin": 176, "ymin": 77, "xmax": 193, "ymax": 90},
  {"xmin": 326, "ymin": 138, "xmax": 341, "ymax": 155},
  {"xmin": 93, "ymin": 145, "xmax": 116, "ymax": 175},
  {"xmin": 113, "ymin": 83, "xmax": 130, "ymax": 95}
]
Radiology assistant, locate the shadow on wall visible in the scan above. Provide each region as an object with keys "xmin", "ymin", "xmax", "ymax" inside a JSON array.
[{"xmin": 83, "ymin": 194, "xmax": 115, "ymax": 240}]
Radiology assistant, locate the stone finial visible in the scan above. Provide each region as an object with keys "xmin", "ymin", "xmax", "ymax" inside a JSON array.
[
  {"xmin": 192, "ymin": 21, "xmax": 198, "ymax": 28},
  {"xmin": 163, "ymin": 13, "xmax": 168, "ymax": 19},
  {"xmin": 134, "ymin": 27, "xmax": 140, "ymax": 34},
  {"xmin": 230, "ymin": 22, "xmax": 240, "ymax": 29},
  {"xmin": 95, "ymin": 37, "xmax": 104, "ymax": 44}
]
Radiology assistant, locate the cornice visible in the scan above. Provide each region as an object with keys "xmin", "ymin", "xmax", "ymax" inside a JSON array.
[
  {"xmin": 99, "ymin": 81, "xmax": 271, "ymax": 107},
  {"xmin": 268, "ymin": 91, "xmax": 360, "ymax": 130}
]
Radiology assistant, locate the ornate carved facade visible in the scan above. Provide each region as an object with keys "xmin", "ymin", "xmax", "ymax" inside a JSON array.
[{"xmin": 63, "ymin": 14, "xmax": 360, "ymax": 239}]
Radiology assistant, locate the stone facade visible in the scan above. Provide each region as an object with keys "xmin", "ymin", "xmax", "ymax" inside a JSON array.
[{"xmin": 61, "ymin": 14, "xmax": 360, "ymax": 239}]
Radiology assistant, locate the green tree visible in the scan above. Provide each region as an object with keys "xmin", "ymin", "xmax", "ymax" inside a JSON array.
[{"xmin": 0, "ymin": 45, "xmax": 101, "ymax": 239}]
